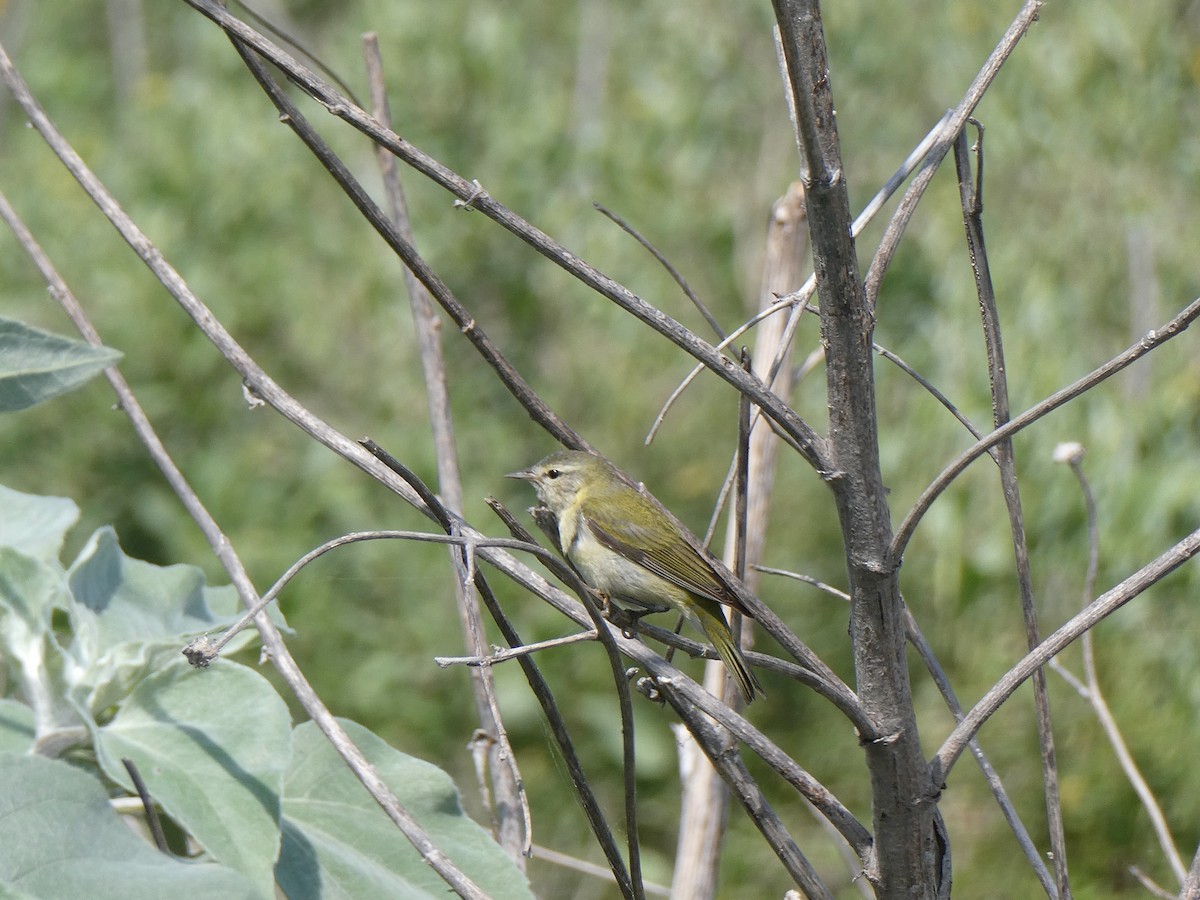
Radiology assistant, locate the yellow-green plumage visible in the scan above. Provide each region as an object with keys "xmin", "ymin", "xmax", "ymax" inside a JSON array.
[{"xmin": 508, "ymin": 450, "xmax": 763, "ymax": 703}]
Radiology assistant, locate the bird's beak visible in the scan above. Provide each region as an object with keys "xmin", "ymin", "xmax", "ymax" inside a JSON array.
[{"xmin": 506, "ymin": 467, "xmax": 538, "ymax": 482}]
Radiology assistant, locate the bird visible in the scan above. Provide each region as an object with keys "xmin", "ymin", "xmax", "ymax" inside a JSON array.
[{"xmin": 508, "ymin": 449, "xmax": 763, "ymax": 702}]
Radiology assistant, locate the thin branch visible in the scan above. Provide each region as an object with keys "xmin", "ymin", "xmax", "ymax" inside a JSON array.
[
  {"xmin": 645, "ymin": 293, "xmax": 803, "ymax": 445},
  {"xmin": 874, "ymin": 342, "xmax": 985, "ymax": 441},
  {"xmin": 1129, "ymin": 867, "xmax": 1175, "ymax": 900},
  {"xmin": 186, "ymin": 529, "xmax": 550, "ymax": 665},
  {"xmin": 955, "ymin": 123, "xmax": 1069, "ymax": 897},
  {"xmin": 661, "ymin": 690, "xmax": 836, "ymax": 900},
  {"xmin": 1055, "ymin": 450, "xmax": 1186, "ymax": 886},
  {"xmin": 435, "ymin": 630, "xmax": 600, "ymax": 668},
  {"xmin": 229, "ymin": 30, "xmax": 587, "ymax": 452},
  {"xmin": 362, "ymin": 32, "xmax": 527, "ymax": 863},
  {"xmin": 892, "ymin": 294, "xmax": 1200, "ymax": 564},
  {"xmin": 755, "ymin": 566, "xmax": 850, "ymax": 602},
  {"xmin": 931, "ymin": 525, "xmax": 1200, "ymax": 780},
  {"xmin": 863, "ymin": 0, "xmax": 1045, "ymax": 308},
  {"xmin": 121, "ymin": 758, "xmax": 168, "ymax": 854},
  {"xmin": 0, "ymin": 172, "xmax": 493, "ymax": 900},
  {"xmin": 759, "ymin": 562, "xmax": 1054, "ymax": 895},
  {"xmin": 593, "ymin": 201, "xmax": 725, "ymax": 340},
  {"xmin": 368, "ymin": 442, "xmax": 644, "ymax": 899},
  {"xmin": 177, "ymin": 0, "xmax": 831, "ymax": 474},
  {"xmin": 702, "ymin": 454, "xmax": 738, "ymax": 549},
  {"xmin": 531, "ymin": 845, "xmax": 670, "ymax": 898}
]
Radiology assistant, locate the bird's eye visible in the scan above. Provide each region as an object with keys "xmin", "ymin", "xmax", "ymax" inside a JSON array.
[{"xmin": 546, "ymin": 468, "xmax": 561, "ymax": 479}]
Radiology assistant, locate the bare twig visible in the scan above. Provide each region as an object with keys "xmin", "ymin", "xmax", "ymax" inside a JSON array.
[
  {"xmin": 531, "ymin": 845, "xmax": 670, "ymax": 898},
  {"xmin": 362, "ymin": 33, "xmax": 528, "ymax": 863},
  {"xmin": 931, "ymin": 525, "xmax": 1200, "ymax": 779},
  {"xmin": 893, "ymin": 294, "xmax": 1200, "ymax": 563},
  {"xmin": 184, "ymin": 529, "xmax": 547, "ymax": 665},
  {"xmin": 674, "ymin": 185, "xmax": 808, "ymax": 899},
  {"xmin": 955, "ymin": 123, "xmax": 1069, "ymax": 897},
  {"xmin": 755, "ymin": 566, "xmax": 850, "ymax": 602},
  {"xmin": 662, "ymin": 690, "xmax": 836, "ymax": 900},
  {"xmin": 0, "ymin": 127, "xmax": 492, "ymax": 900},
  {"xmin": 874, "ymin": 342, "xmax": 985, "ymax": 440},
  {"xmin": 645, "ymin": 292, "xmax": 803, "ymax": 445},
  {"xmin": 1052, "ymin": 449, "xmax": 1186, "ymax": 886},
  {"xmin": 177, "ymin": 0, "xmax": 831, "ymax": 474},
  {"xmin": 120, "ymin": 758, "xmax": 168, "ymax": 854},
  {"xmin": 1128, "ymin": 866, "xmax": 1175, "ymax": 900},
  {"xmin": 593, "ymin": 201, "xmax": 725, "ymax": 341},
  {"xmin": 863, "ymin": 0, "xmax": 1045, "ymax": 308},
  {"xmin": 434, "ymin": 630, "xmax": 599, "ymax": 668},
  {"xmin": 759, "ymin": 560, "xmax": 1054, "ymax": 895}
]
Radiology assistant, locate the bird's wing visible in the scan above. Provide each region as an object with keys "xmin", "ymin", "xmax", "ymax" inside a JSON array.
[{"xmin": 583, "ymin": 500, "xmax": 749, "ymax": 614}]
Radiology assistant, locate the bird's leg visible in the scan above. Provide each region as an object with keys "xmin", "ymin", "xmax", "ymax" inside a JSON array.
[
  {"xmin": 587, "ymin": 589, "xmax": 640, "ymax": 636},
  {"xmin": 607, "ymin": 605, "xmax": 651, "ymax": 638},
  {"xmin": 604, "ymin": 599, "xmax": 669, "ymax": 639},
  {"xmin": 662, "ymin": 613, "xmax": 686, "ymax": 665},
  {"xmin": 586, "ymin": 587, "xmax": 614, "ymax": 615}
]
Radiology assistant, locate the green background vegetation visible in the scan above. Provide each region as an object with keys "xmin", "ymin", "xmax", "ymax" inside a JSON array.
[{"xmin": 3, "ymin": 1, "xmax": 1200, "ymax": 896}]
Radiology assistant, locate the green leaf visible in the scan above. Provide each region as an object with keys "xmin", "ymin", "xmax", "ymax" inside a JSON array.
[
  {"xmin": 277, "ymin": 719, "xmax": 534, "ymax": 900},
  {"xmin": 0, "ymin": 883, "xmax": 39, "ymax": 900},
  {"xmin": 0, "ymin": 700, "xmax": 35, "ymax": 754},
  {"xmin": 63, "ymin": 527, "xmax": 282, "ymax": 716},
  {"xmin": 0, "ymin": 316, "xmax": 121, "ymax": 412},
  {"xmin": 0, "ymin": 484, "xmax": 78, "ymax": 561},
  {"xmin": 0, "ymin": 752, "xmax": 261, "ymax": 899},
  {"xmin": 0, "ymin": 547, "xmax": 79, "ymax": 746},
  {"xmin": 95, "ymin": 659, "xmax": 291, "ymax": 899}
]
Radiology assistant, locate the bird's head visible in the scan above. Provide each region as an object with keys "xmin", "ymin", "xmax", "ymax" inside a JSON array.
[{"xmin": 506, "ymin": 450, "xmax": 612, "ymax": 514}]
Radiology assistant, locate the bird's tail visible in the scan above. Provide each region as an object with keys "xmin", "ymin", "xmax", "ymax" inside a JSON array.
[{"xmin": 693, "ymin": 599, "xmax": 764, "ymax": 703}]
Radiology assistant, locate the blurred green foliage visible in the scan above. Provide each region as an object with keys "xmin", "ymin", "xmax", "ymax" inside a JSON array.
[{"xmin": 2, "ymin": 0, "xmax": 1199, "ymax": 896}]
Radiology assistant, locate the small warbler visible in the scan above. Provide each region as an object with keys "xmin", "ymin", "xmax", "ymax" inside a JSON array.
[{"xmin": 508, "ymin": 450, "xmax": 763, "ymax": 703}]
